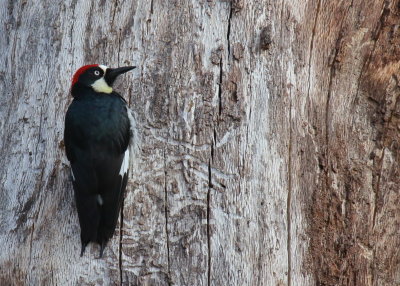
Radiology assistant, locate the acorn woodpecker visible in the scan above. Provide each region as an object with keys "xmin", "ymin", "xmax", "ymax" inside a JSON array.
[{"xmin": 64, "ymin": 64, "xmax": 135, "ymax": 257}]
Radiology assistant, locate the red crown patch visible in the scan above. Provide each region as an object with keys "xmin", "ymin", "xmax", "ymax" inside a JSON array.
[{"xmin": 71, "ymin": 64, "xmax": 99, "ymax": 87}]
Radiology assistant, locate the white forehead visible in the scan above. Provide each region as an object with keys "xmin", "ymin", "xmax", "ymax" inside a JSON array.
[{"xmin": 99, "ymin": 65, "xmax": 108, "ymax": 72}]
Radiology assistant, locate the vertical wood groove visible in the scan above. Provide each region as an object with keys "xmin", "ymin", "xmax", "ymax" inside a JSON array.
[
  {"xmin": 227, "ymin": 2, "xmax": 232, "ymax": 59},
  {"xmin": 163, "ymin": 148, "xmax": 172, "ymax": 285},
  {"xmin": 287, "ymin": 89, "xmax": 292, "ymax": 286},
  {"xmin": 207, "ymin": 159, "xmax": 212, "ymax": 286},
  {"xmin": 119, "ymin": 198, "xmax": 124, "ymax": 285},
  {"xmin": 218, "ymin": 59, "xmax": 223, "ymax": 116},
  {"xmin": 353, "ymin": 0, "xmax": 389, "ymax": 106},
  {"xmin": 306, "ymin": 0, "xmax": 321, "ymax": 102}
]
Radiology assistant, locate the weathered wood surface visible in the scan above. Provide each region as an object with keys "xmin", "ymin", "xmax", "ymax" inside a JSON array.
[{"xmin": 1, "ymin": 0, "xmax": 399, "ymax": 285}]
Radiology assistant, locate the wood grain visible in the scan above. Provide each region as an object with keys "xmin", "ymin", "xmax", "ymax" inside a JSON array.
[{"xmin": 0, "ymin": 0, "xmax": 399, "ymax": 285}]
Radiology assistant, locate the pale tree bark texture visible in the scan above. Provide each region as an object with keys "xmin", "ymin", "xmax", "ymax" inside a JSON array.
[{"xmin": 0, "ymin": 0, "xmax": 399, "ymax": 285}]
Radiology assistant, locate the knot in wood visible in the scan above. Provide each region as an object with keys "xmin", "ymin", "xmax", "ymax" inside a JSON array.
[
  {"xmin": 260, "ymin": 26, "xmax": 272, "ymax": 51},
  {"xmin": 232, "ymin": 0, "xmax": 244, "ymax": 13}
]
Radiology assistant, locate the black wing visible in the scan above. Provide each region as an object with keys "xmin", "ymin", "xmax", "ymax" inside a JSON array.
[{"xmin": 64, "ymin": 94, "xmax": 131, "ymax": 256}]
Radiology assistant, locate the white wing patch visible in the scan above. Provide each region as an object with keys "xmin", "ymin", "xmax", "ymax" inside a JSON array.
[
  {"xmin": 126, "ymin": 106, "xmax": 135, "ymax": 138},
  {"xmin": 120, "ymin": 149, "xmax": 130, "ymax": 176},
  {"xmin": 118, "ymin": 106, "xmax": 134, "ymax": 178},
  {"xmin": 71, "ymin": 170, "xmax": 75, "ymax": 181}
]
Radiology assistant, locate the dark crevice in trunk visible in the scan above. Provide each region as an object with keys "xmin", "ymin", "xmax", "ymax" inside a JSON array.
[
  {"xmin": 111, "ymin": 0, "xmax": 119, "ymax": 27},
  {"xmin": 372, "ymin": 148, "xmax": 384, "ymax": 229},
  {"xmin": 325, "ymin": 0, "xmax": 351, "ymax": 169},
  {"xmin": 279, "ymin": 0, "xmax": 291, "ymax": 284},
  {"xmin": 316, "ymin": 8, "xmax": 349, "ymax": 283},
  {"xmin": 2, "ymin": 2, "xmax": 23, "ymax": 158},
  {"xmin": 207, "ymin": 130, "xmax": 215, "ymax": 286},
  {"xmin": 28, "ymin": 222, "xmax": 35, "ymax": 270},
  {"xmin": 307, "ymin": 1, "xmax": 354, "ymax": 284},
  {"xmin": 35, "ymin": 105, "xmax": 44, "ymax": 161},
  {"xmin": 369, "ymin": 4, "xmax": 391, "ymax": 285},
  {"xmin": 227, "ymin": 2, "xmax": 233, "ymax": 59},
  {"xmin": 323, "ymin": 37, "xmax": 341, "ymax": 242},
  {"xmin": 111, "ymin": 0, "xmax": 122, "ymax": 67},
  {"xmin": 28, "ymin": 169, "xmax": 45, "ymax": 277},
  {"xmin": 163, "ymin": 149, "xmax": 172, "ymax": 285},
  {"xmin": 35, "ymin": 77, "xmax": 48, "ymax": 163},
  {"xmin": 117, "ymin": 34, "xmax": 122, "ymax": 67},
  {"xmin": 287, "ymin": 89, "xmax": 292, "ymax": 286},
  {"xmin": 306, "ymin": 0, "xmax": 321, "ymax": 101},
  {"xmin": 353, "ymin": 0, "xmax": 389, "ymax": 105},
  {"xmin": 218, "ymin": 59, "xmax": 223, "ymax": 116},
  {"xmin": 119, "ymin": 197, "xmax": 124, "ymax": 286},
  {"xmin": 146, "ymin": 0, "xmax": 153, "ymax": 34},
  {"xmin": 207, "ymin": 158, "xmax": 212, "ymax": 286},
  {"xmin": 373, "ymin": 78, "xmax": 400, "ymax": 228},
  {"xmin": 212, "ymin": 129, "xmax": 216, "ymax": 159},
  {"xmin": 326, "ymin": 44, "xmax": 340, "ymax": 145}
]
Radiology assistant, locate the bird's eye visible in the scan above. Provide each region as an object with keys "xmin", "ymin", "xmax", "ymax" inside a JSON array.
[{"xmin": 94, "ymin": 70, "xmax": 100, "ymax": 76}]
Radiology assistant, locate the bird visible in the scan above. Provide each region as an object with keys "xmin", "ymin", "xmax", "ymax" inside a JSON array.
[{"xmin": 64, "ymin": 64, "xmax": 135, "ymax": 257}]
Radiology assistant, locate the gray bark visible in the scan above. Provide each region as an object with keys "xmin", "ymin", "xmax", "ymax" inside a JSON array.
[{"xmin": 1, "ymin": 0, "xmax": 399, "ymax": 285}]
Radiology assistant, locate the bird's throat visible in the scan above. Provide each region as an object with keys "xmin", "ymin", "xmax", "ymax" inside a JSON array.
[{"xmin": 91, "ymin": 78, "xmax": 113, "ymax": 94}]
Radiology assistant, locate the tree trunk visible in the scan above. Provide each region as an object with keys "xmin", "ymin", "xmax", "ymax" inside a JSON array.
[{"xmin": 1, "ymin": 0, "xmax": 399, "ymax": 285}]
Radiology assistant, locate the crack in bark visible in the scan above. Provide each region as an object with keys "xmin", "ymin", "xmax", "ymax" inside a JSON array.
[
  {"xmin": 117, "ymin": 34, "xmax": 122, "ymax": 67},
  {"xmin": 111, "ymin": 0, "xmax": 119, "ymax": 27},
  {"xmin": 115, "ymin": 3, "xmax": 122, "ymax": 67},
  {"xmin": 326, "ymin": 38, "xmax": 343, "ymax": 147},
  {"xmin": 218, "ymin": 59, "xmax": 223, "ymax": 115},
  {"xmin": 35, "ymin": 104, "xmax": 44, "ymax": 163},
  {"xmin": 353, "ymin": 0, "xmax": 389, "ymax": 106},
  {"xmin": 163, "ymin": 149, "xmax": 172, "ymax": 285},
  {"xmin": 227, "ymin": 2, "xmax": 232, "ymax": 59},
  {"xmin": 146, "ymin": 0, "xmax": 154, "ymax": 35},
  {"xmin": 307, "ymin": 2, "xmax": 353, "ymax": 283},
  {"xmin": 287, "ymin": 88, "xmax": 292, "ymax": 286},
  {"xmin": 320, "ymin": 5, "xmax": 352, "ymax": 282},
  {"xmin": 119, "ymin": 198, "xmax": 124, "ymax": 286},
  {"xmin": 207, "ymin": 158, "xmax": 212, "ymax": 286},
  {"xmin": 372, "ymin": 148, "xmax": 385, "ymax": 230},
  {"xmin": 306, "ymin": 0, "xmax": 321, "ymax": 102},
  {"xmin": 369, "ymin": 4, "xmax": 391, "ymax": 284},
  {"xmin": 212, "ymin": 128, "xmax": 216, "ymax": 160},
  {"xmin": 279, "ymin": 1, "xmax": 291, "ymax": 284},
  {"xmin": 1, "ymin": 1, "xmax": 23, "ymax": 161},
  {"xmin": 35, "ymin": 76, "xmax": 49, "ymax": 163},
  {"xmin": 324, "ymin": 0, "xmax": 352, "ymax": 205},
  {"xmin": 28, "ymin": 222, "xmax": 35, "ymax": 270},
  {"xmin": 370, "ymin": 87, "xmax": 400, "ymax": 284},
  {"xmin": 372, "ymin": 80, "xmax": 400, "ymax": 229},
  {"xmin": 207, "ymin": 124, "xmax": 217, "ymax": 286},
  {"xmin": 50, "ymin": 263, "xmax": 55, "ymax": 285},
  {"xmin": 324, "ymin": 37, "xmax": 342, "ymax": 234},
  {"xmin": 371, "ymin": 134, "xmax": 386, "ymax": 286},
  {"xmin": 28, "ymin": 168, "xmax": 45, "ymax": 277}
]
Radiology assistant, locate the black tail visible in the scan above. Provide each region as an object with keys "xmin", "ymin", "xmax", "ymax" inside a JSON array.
[
  {"xmin": 73, "ymin": 180, "xmax": 101, "ymax": 256},
  {"xmin": 96, "ymin": 172, "xmax": 128, "ymax": 257}
]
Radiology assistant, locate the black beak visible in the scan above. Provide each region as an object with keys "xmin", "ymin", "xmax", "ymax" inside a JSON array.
[{"xmin": 104, "ymin": 66, "xmax": 136, "ymax": 85}]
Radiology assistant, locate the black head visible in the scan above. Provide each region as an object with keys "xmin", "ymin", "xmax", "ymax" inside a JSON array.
[{"xmin": 70, "ymin": 64, "xmax": 135, "ymax": 96}]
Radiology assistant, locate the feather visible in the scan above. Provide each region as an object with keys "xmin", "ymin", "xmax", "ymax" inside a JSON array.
[{"xmin": 64, "ymin": 90, "xmax": 131, "ymax": 256}]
